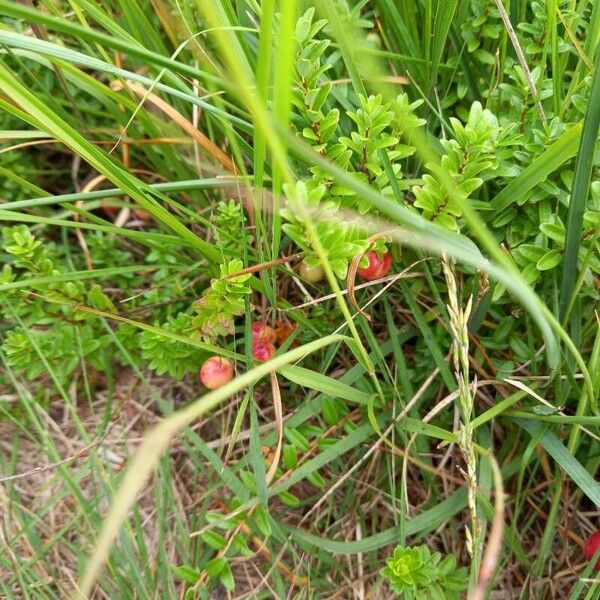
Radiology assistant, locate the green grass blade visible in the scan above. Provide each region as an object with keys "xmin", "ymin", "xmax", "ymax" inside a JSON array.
[
  {"xmin": 0, "ymin": 62, "xmax": 220, "ymax": 262},
  {"xmin": 490, "ymin": 122, "xmax": 582, "ymax": 214},
  {"xmin": 430, "ymin": 0, "xmax": 458, "ymax": 91},
  {"xmin": 287, "ymin": 488, "xmax": 468, "ymax": 554},
  {"xmin": 558, "ymin": 47, "xmax": 600, "ymax": 318},
  {"xmin": 515, "ymin": 418, "xmax": 600, "ymax": 507}
]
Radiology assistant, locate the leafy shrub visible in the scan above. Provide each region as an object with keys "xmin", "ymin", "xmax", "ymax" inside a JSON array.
[{"xmin": 382, "ymin": 545, "xmax": 468, "ymax": 599}]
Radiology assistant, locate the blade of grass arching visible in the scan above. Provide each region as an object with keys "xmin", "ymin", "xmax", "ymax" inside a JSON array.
[
  {"xmin": 0, "ymin": 209, "xmax": 184, "ymax": 248},
  {"xmin": 300, "ymin": 21, "xmax": 575, "ymax": 377},
  {"xmin": 0, "ymin": 65, "xmax": 220, "ymax": 263},
  {"xmin": 289, "ymin": 130, "xmax": 595, "ymax": 393},
  {"xmin": 2, "ymin": 177, "xmax": 247, "ymax": 212},
  {"xmin": 287, "ymin": 487, "xmax": 468, "ymax": 554},
  {"xmin": 558, "ymin": 46, "xmax": 600, "ymax": 319},
  {"xmin": 271, "ymin": 0, "xmax": 298, "ymax": 259},
  {"xmin": 490, "ymin": 121, "xmax": 582, "ymax": 214},
  {"xmin": 104, "ymin": 323, "xmax": 251, "ymax": 502},
  {"xmin": 269, "ymin": 338, "xmax": 403, "ymax": 442},
  {"xmin": 272, "ymin": 406, "xmax": 423, "ymax": 499},
  {"xmin": 78, "ymin": 334, "xmax": 352, "ymax": 595},
  {"xmin": 0, "ymin": 266, "xmax": 159, "ymax": 293},
  {"xmin": 0, "ymin": 30, "xmax": 252, "ymax": 129},
  {"xmin": 253, "ymin": 0, "xmax": 275, "ymax": 190},
  {"xmin": 0, "ymin": 166, "xmax": 48, "ymax": 198},
  {"xmin": 279, "ymin": 365, "xmax": 372, "ymax": 405},
  {"xmin": 0, "ymin": 3, "xmax": 238, "ymax": 109}
]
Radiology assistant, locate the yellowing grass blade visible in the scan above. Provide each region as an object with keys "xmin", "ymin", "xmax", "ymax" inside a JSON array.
[{"xmin": 78, "ymin": 334, "xmax": 347, "ymax": 596}]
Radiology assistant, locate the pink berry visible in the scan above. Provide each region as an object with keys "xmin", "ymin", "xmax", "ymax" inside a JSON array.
[
  {"xmin": 251, "ymin": 322, "xmax": 276, "ymax": 343},
  {"xmin": 356, "ymin": 251, "xmax": 392, "ymax": 281},
  {"xmin": 199, "ymin": 356, "xmax": 234, "ymax": 389},
  {"xmin": 585, "ymin": 531, "xmax": 600, "ymax": 570},
  {"xmin": 133, "ymin": 209, "xmax": 151, "ymax": 221},
  {"xmin": 252, "ymin": 340, "xmax": 275, "ymax": 362}
]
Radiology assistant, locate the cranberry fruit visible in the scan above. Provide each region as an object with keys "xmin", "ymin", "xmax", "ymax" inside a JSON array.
[{"xmin": 199, "ymin": 356, "xmax": 234, "ymax": 389}]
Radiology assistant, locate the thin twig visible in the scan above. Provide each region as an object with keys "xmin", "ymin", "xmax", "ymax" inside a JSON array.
[{"xmin": 494, "ymin": 0, "xmax": 546, "ymax": 121}]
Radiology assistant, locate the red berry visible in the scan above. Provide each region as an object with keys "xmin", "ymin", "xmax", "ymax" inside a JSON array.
[
  {"xmin": 585, "ymin": 531, "xmax": 600, "ymax": 570},
  {"xmin": 101, "ymin": 203, "xmax": 150, "ymax": 221},
  {"xmin": 252, "ymin": 340, "xmax": 275, "ymax": 362},
  {"xmin": 251, "ymin": 322, "xmax": 276, "ymax": 343},
  {"xmin": 199, "ymin": 356, "xmax": 234, "ymax": 389},
  {"xmin": 356, "ymin": 251, "xmax": 392, "ymax": 281},
  {"xmin": 102, "ymin": 203, "xmax": 119, "ymax": 217}
]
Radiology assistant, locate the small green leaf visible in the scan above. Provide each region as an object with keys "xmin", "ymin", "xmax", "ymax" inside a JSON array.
[
  {"xmin": 219, "ymin": 560, "xmax": 235, "ymax": 591},
  {"xmin": 278, "ymin": 490, "xmax": 301, "ymax": 507},
  {"xmin": 172, "ymin": 564, "xmax": 201, "ymax": 584},
  {"xmin": 205, "ymin": 556, "xmax": 227, "ymax": 578},
  {"xmin": 283, "ymin": 444, "xmax": 298, "ymax": 469},
  {"xmin": 200, "ymin": 530, "xmax": 227, "ymax": 551},
  {"xmin": 536, "ymin": 249, "xmax": 562, "ymax": 271},
  {"xmin": 253, "ymin": 505, "xmax": 271, "ymax": 537}
]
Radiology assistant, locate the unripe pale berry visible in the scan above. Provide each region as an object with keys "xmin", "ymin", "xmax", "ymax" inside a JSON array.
[
  {"xmin": 356, "ymin": 251, "xmax": 392, "ymax": 281},
  {"xmin": 365, "ymin": 32, "xmax": 382, "ymax": 48},
  {"xmin": 252, "ymin": 340, "xmax": 275, "ymax": 362},
  {"xmin": 199, "ymin": 356, "xmax": 234, "ymax": 389},
  {"xmin": 585, "ymin": 531, "xmax": 600, "ymax": 570},
  {"xmin": 298, "ymin": 260, "xmax": 324, "ymax": 283},
  {"xmin": 251, "ymin": 322, "xmax": 276, "ymax": 343}
]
